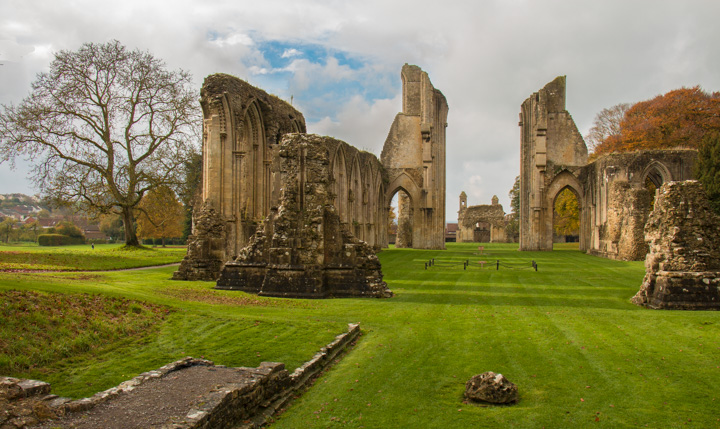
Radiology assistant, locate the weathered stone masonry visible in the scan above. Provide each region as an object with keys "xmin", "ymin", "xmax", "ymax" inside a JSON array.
[
  {"xmin": 518, "ymin": 76, "xmax": 697, "ymax": 260},
  {"xmin": 216, "ymin": 134, "xmax": 393, "ymax": 298},
  {"xmin": 6, "ymin": 324, "xmax": 362, "ymax": 428},
  {"xmin": 381, "ymin": 64, "xmax": 448, "ymax": 250},
  {"xmin": 632, "ymin": 181, "xmax": 720, "ymax": 310},
  {"xmin": 457, "ymin": 193, "xmax": 508, "ymax": 243},
  {"xmin": 176, "ymin": 65, "xmax": 448, "ymax": 291},
  {"xmin": 174, "ymin": 74, "xmax": 306, "ymax": 281}
]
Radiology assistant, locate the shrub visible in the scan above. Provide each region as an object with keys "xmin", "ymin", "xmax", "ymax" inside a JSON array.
[
  {"xmin": 38, "ymin": 234, "xmax": 86, "ymax": 246},
  {"xmin": 54, "ymin": 221, "xmax": 85, "ymax": 238}
]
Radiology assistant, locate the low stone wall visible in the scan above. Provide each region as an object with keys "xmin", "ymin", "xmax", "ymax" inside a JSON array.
[{"xmin": 2, "ymin": 323, "xmax": 361, "ymax": 428}]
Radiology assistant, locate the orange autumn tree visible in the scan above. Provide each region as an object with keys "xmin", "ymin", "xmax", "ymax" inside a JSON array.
[
  {"xmin": 553, "ymin": 188, "xmax": 580, "ymax": 237},
  {"xmin": 136, "ymin": 185, "xmax": 184, "ymax": 247},
  {"xmin": 592, "ymin": 87, "xmax": 720, "ymax": 157}
]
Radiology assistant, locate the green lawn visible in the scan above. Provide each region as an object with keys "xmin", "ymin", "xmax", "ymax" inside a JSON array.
[
  {"xmin": 1, "ymin": 242, "xmax": 719, "ymax": 428},
  {"xmin": 0, "ymin": 243, "xmax": 186, "ymax": 271}
]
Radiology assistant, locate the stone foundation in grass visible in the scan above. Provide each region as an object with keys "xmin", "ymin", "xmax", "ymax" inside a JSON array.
[{"xmin": 5, "ymin": 324, "xmax": 361, "ymax": 429}]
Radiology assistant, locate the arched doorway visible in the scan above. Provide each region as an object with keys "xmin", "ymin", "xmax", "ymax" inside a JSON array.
[
  {"xmin": 389, "ymin": 189, "xmax": 413, "ymax": 248},
  {"xmin": 552, "ymin": 187, "xmax": 580, "ymax": 245},
  {"xmin": 642, "ymin": 161, "xmax": 671, "ymax": 212},
  {"xmin": 544, "ymin": 171, "xmax": 585, "ymax": 252}
]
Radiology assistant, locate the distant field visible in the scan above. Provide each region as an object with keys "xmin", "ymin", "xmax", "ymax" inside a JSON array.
[
  {"xmin": 0, "ymin": 243, "xmax": 186, "ymax": 271},
  {"xmin": 1, "ymin": 242, "xmax": 719, "ymax": 428}
]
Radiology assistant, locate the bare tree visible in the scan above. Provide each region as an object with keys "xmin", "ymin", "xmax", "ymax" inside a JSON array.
[
  {"xmin": 584, "ymin": 103, "xmax": 630, "ymax": 152},
  {"xmin": 0, "ymin": 41, "xmax": 200, "ymax": 246}
]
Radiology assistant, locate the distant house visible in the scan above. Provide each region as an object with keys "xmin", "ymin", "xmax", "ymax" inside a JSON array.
[
  {"xmin": 37, "ymin": 218, "xmax": 61, "ymax": 229},
  {"xmin": 83, "ymin": 224, "xmax": 108, "ymax": 241},
  {"xmin": 445, "ymin": 223, "xmax": 458, "ymax": 242}
]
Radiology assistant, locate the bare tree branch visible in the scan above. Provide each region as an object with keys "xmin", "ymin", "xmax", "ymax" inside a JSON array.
[{"xmin": 0, "ymin": 40, "xmax": 201, "ymax": 246}]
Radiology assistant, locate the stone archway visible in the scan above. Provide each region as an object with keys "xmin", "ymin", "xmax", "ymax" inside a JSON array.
[
  {"xmin": 518, "ymin": 76, "xmax": 698, "ymax": 260},
  {"xmin": 386, "ymin": 172, "xmax": 422, "ymax": 249},
  {"xmin": 543, "ymin": 171, "xmax": 585, "ymax": 251},
  {"xmin": 380, "ymin": 64, "xmax": 448, "ymax": 250}
]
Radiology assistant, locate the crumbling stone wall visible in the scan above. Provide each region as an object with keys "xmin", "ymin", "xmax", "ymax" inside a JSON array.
[
  {"xmin": 632, "ymin": 181, "xmax": 720, "ymax": 309},
  {"xmin": 175, "ymin": 74, "xmax": 392, "ymax": 282},
  {"xmin": 174, "ymin": 74, "xmax": 306, "ymax": 280},
  {"xmin": 519, "ymin": 76, "xmax": 588, "ymax": 251},
  {"xmin": 216, "ymin": 134, "xmax": 392, "ymax": 298},
  {"xmin": 381, "ymin": 64, "xmax": 448, "ymax": 250},
  {"xmin": 177, "ymin": 65, "xmax": 447, "ymax": 285},
  {"xmin": 9, "ymin": 325, "xmax": 362, "ymax": 428},
  {"xmin": 581, "ymin": 150, "xmax": 697, "ymax": 260},
  {"xmin": 518, "ymin": 76, "xmax": 697, "ymax": 260},
  {"xmin": 457, "ymin": 194, "xmax": 507, "ymax": 243},
  {"xmin": 173, "ymin": 203, "xmax": 226, "ymax": 280}
]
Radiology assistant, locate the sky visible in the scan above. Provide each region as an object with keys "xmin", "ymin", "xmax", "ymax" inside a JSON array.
[{"xmin": 1, "ymin": 0, "xmax": 719, "ymax": 222}]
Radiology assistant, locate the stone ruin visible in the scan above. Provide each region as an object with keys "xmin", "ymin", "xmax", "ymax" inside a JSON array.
[
  {"xmin": 456, "ymin": 193, "xmax": 508, "ymax": 243},
  {"xmin": 382, "ymin": 64, "xmax": 448, "ymax": 250},
  {"xmin": 518, "ymin": 76, "xmax": 697, "ymax": 260},
  {"xmin": 175, "ymin": 65, "xmax": 447, "ymax": 297},
  {"xmin": 632, "ymin": 181, "xmax": 720, "ymax": 310},
  {"xmin": 173, "ymin": 73, "xmax": 306, "ymax": 282},
  {"xmin": 464, "ymin": 371, "xmax": 518, "ymax": 405},
  {"xmin": 216, "ymin": 134, "xmax": 393, "ymax": 298}
]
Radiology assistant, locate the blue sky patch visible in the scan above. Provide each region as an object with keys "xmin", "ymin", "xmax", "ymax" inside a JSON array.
[{"xmin": 244, "ymin": 39, "xmax": 399, "ymax": 122}]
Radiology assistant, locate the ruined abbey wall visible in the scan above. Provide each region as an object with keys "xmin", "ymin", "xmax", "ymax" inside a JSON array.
[
  {"xmin": 381, "ymin": 64, "xmax": 448, "ymax": 249},
  {"xmin": 175, "ymin": 74, "xmax": 391, "ymax": 282},
  {"xmin": 216, "ymin": 134, "xmax": 392, "ymax": 298},
  {"xmin": 519, "ymin": 76, "xmax": 588, "ymax": 252},
  {"xmin": 518, "ymin": 76, "xmax": 697, "ymax": 260},
  {"xmin": 581, "ymin": 150, "xmax": 697, "ymax": 260},
  {"xmin": 457, "ymin": 193, "xmax": 508, "ymax": 243},
  {"xmin": 176, "ymin": 65, "xmax": 447, "ymax": 288}
]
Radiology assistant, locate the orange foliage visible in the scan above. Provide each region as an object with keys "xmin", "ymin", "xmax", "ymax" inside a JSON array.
[{"xmin": 593, "ymin": 87, "xmax": 720, "ymax": 156}]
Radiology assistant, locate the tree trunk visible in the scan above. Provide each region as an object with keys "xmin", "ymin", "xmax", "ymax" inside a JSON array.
[{"xmin": 121, "ymin": 206, "xmax": 140, "ymax": 247}]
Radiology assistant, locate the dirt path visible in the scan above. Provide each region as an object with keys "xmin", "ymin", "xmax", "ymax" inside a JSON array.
[{"xmin": 32, "ymin": 365, "xmax": 254, "ymax": 429}]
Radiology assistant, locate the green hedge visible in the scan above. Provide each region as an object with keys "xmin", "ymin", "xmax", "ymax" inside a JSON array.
[{"xmin": 38, "ymin": 234, "xmax": 86, "ymax": 246}]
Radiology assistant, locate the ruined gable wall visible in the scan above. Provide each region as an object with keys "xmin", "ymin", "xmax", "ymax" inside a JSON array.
[
  {"xmin": 519, "ymin": 76, "xmax": 700, "ymax": 261},
  {"xmin": 175, "ymin": 74, "xmax": 306, "ymax": 281},
  {"xmin": 216, "ymin": 134, "xmax": 392, "ymax": 298},
  {"xmin": 457, "ymin": 202, "xmax": 507, "ymax": 243},
  {"xmin": 381, "ymin": 64, "xmax": 448, "ymax": 250},
  {"xmin": 519, "ymin": 76, "xmax": 588, "ymax": 251}
]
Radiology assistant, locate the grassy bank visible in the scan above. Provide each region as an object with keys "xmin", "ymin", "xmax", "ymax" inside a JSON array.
[
  {"xmin": 0, "ymin": 243, "xmax": 186, "ymax": 271},
  {"xmin": 1, "ymin": 243, "xmax": 719, "ymax": 427}
]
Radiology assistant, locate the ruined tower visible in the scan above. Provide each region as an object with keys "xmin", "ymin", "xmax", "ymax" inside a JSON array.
[
  {"xmin": 381, "ymin": 64, "xmax": 448, "ymax": 249},
  {"xmin": 518, "ymin": 76, "xmax": 697, "ymax": 259},
  {"xmin": 518, "ymin": 76, "xmax": 587, "ymax": 251}
]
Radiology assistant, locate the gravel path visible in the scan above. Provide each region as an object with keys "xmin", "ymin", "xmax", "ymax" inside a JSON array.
[{"xmin": 33, "ymin": 366, "xmax": 255, "ymax": 429}]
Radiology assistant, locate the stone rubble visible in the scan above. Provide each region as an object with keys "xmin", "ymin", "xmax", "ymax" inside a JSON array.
[
  {"xmin": 632, "ymin": 180, "xmax": 720, "ymax": 309},
  {"xmin": 464, "ymin": 371, "xmax": 519, "ymax": 404},
  {"xmin": 216, "ymin": 134, "xmax": 393, "ymax": 298}
]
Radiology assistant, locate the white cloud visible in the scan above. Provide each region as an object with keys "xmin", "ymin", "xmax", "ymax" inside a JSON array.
[
  {"xmin": 2, "ymin": 0, "xmax": 720, "ymax": 220},
  {"xmin": 210, "ymin": 33, "xmax": 253, "ymax": 48},
  {"xmin": 281, "ymin": 48, "xmax": 301, "ymax": 58},
  {"xmin": 0, "ymin": 39, "xmax": 34, "ymax": 62},
  {"xmin": 307, "ymin": 94, "xmax": 401, "ymax": 155}
]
